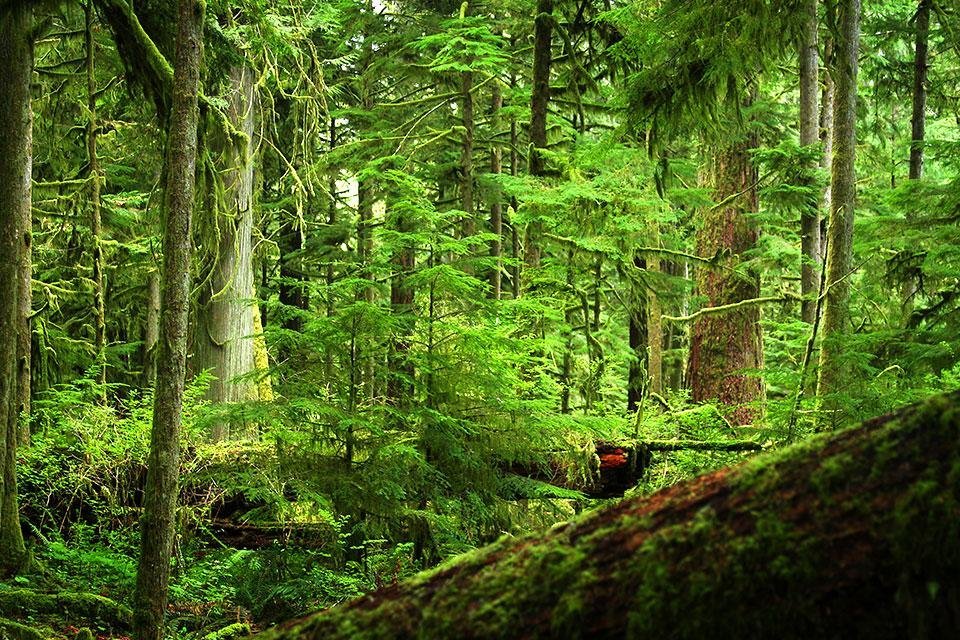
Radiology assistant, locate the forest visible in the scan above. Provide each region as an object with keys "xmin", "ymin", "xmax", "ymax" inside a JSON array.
[{"xmin": 0, "ymin": 0, "xmax": 958, "ymax": 637}]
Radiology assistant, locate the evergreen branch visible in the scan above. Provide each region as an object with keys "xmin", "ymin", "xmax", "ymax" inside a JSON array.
[{"xmin": 663, "ymin": 294, "xmax": 799, "ymax": 323}]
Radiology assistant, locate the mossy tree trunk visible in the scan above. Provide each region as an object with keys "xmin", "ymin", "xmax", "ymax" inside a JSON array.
[
  {"xmin": 687, "ymin": 133, "xmax": 764, "ymax": 425},
  {"xmin": 0, "ymin": 0, "xmax": 33, "ymax": 576},
  {"xmin": 193, "ymin": 64, "xmax": 258, "ymax": 441},
  {"xmin": 132, "ymin": 0, "xmax": 203, "ymax": 636},
  {"xmin": 87, "ymin": 1, "xmax": 108, "ymax": 398},
  {"xmin": 523, "ymin": 0, "xmax": 553, "ymax": 278},
  {"xmin": 816, "ymin": 0, "xmax": 860, "ymax": 428},
  {"xmin": 253, "ymin": 392, "xmax": 960, "ymax": 640},
  {"xmin": 798, "ymin": 0, "xmax": 820, "ymax": 324}
]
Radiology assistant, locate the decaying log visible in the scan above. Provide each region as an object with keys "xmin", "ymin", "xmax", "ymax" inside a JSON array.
[{"xmin": 252, "ymin": 393, "xmax": 960, "ymax": 639}]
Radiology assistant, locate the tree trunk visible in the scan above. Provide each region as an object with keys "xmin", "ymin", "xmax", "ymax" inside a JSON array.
[
  {"xmin": 387, "ymin": 213, "xmax": 415, "ymax": 409},
  {"xmin": 819, "ymin": 38, "xmax": 835, "ymax": 265},
  {"xmin": 909, "ymin": 0, "xmax": 929, "ymax": 181},
  {"xmin": 87, "ymin": 1, "xmax": 108, "ymax": 396},
  {"xmin": 901, "ymin": 0, "xmax": 930, "ymax": 326},
  {"xmin": 142, "ymin": 270, "xmax": 161, "ymax": 386},
  {"xmin": 132, "ymin": 0, "xmax": 202, "ymax": 636},
  {"xmin": 0, "ymin": 0, "xmax": 32, "ymax": 576},
  {"xmin": 627, "ymin": 257, "xmax": 647, "ymax": 413},
  {"xmin": 816, "ymin": 0, "xmax": 860, "ymax": 428},
  {"xmin": 524, "ymin": 0, "xmax": 553, "ymax": 275},
  {"xmin": 687, "ymin": 136, "xmax": 764, "ymax": 425},
  {"xmin": 647, "ymin": 246, "xmax": 663, "ymax": 396},
  {"xmin": 488, "ymin": 80, "xmax": 503, "ymax": 300},
  {"xmin": 799, "ymin": 0, "xmax": 820, "ymax": 324},
  {"xmin": 460, "ymin": 70, "xmax": 475, "ymax": 242},
  {"xmin": 193, "ymin": 65, "xmax": 257, "ymax": 441},
  {"xmin": 253, "ymin": 392, "xmax": 960, "ymax": 640}
]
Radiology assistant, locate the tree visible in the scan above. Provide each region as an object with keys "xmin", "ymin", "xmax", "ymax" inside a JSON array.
[
  {"xmin": 193, "ymin": 64, "xmax": 259, "ymax": 440},
  {"xmin": 799, "ymin": 0, "xmax": 820, "ymax": 324},
  {"xmin": 688, "ymin": 131, "xmax": 764, "ymax": 425},
  {"xmin": 250, "ymin": 392, "xmax": 960, "ymax": 640},
  {"xmin": 816, "ymin": 0, "xmax": 861, "ymax": 427},
  {"xmin": 132, "ymin": 0, "xmax": 203, "ymax": 636},
  {"xmin": 0, "ymin": 0, "xmax": 32, "ymax": 576}
]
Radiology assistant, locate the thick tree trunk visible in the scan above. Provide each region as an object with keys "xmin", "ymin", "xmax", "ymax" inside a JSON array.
[
  {"xmin": 647, "ymin": 248, "xmax": 663, "ymax": 396},
  {"xmin": 253, "ymin": 392, "xmax": 960, "ymax": 640},
  {"xmin": 799, "ymin": 0, "xmax": 820, "ymax": 324},
  {"xmin": 0, "ymin": 1, "xmax": 32, "ymax": 576},
  {"xmin": 816, "ymin": 0, "xmax": 860, "ymax": 428},
  {"xmin": 688, "ymin": 136, "xmax": 764, "ymax": 425},
  {"xmin": 523, "ymin": 0, "xmax": 553, "ymax": 276},
  {"xmin": 193, "ymin": 65, "xmax": 257, "ymax": 440},
  {"xmin": 132, "ymin": 0, "xmax": 202, "ymax": 636}
]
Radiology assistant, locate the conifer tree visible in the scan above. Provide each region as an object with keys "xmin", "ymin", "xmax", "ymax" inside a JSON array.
[{"xmin": 132, "ymin": 0, "xmax": 203, "ymax": 635}]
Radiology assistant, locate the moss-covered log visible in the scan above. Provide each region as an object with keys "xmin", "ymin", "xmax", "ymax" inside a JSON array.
[
  {"xmin": 0, "ymin": 588, "xmax": 131, "ymax": 630},
  {"xmin": 253, "ymin": 393, "xmax": 960, "ymax": 639}
]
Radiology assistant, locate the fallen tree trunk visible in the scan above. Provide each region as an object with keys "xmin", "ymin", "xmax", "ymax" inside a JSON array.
[{"xmin": 253, "ymin": 393, "xmax": 960, "ymax": 639}]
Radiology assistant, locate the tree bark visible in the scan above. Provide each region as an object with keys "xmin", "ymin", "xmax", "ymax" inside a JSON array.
[
  {"xmin": 87, "ymin": 1, "xmax": 108, "ymax": 396},
  {"xmin": 193, "ymin": 65, "xmax": 257, "ymax": 441},
  {"xmin": 688, "ymin": 135, "xmax": 764, "ymax": 425},
  {"xmin": 0, "ymin": 0, "xmax": 32, "ymax": 576},
  {"xmin": 488, "ymin": 80, "xmax": 503, "ymax": 300},
  {"xmin": 901, "ymin": 0, "xmax": 930, "ymax": 326},
  {"xmin": 142, "ymin": 270, "xmax": 161, "ymax": 386},
  {"xmin": 132, "ymin": 0, "xmax": 202, "ymax": 636},
  {"xmin": 460, "ymin": 70, "xmax": 475, "ymax": 242},
  {"xmin": 799, "ymin": 0, "xmax": 820, "ymax": 324},
  {"xmin": 816, "ymin": 0, "xmax": 860, "ymax": 428},
  {"xmin": 909, "ymin": 0, "xmax": 930, "ymax": 182},
  {"xmin": 524, "ymin": 0, "xmax": 553, "ymax": 276},
  {"xmin": 253, "ymin": 392, "xmax": 960, "ymax": 640},
  {"xmin": 627, "ymin": 257, "xmax": 647, "ymax": 413}
]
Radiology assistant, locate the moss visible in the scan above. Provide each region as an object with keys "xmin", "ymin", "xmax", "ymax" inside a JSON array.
[
  {"xmin": 0, "ymin": 588, "xmax": 131, "ymax": 629},
  {"xmin": 0, "ymin": 617, "xmax": 46, "ymax": 640},
  {"xmin": 74, "ymin": 629, "xmax": 94, "ymax": 640},
  {"xmin": 203, "ymin": 622, "xmax": 252, "ymax": 640},
  {"xmin": 252, "ymin": 392, "xmax": 960, "ymax": 640}
]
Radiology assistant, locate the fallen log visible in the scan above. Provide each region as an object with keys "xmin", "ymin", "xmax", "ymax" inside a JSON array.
[{"xmin": 252, "ymin": 392, "xmax": 960, "ymax": 639}]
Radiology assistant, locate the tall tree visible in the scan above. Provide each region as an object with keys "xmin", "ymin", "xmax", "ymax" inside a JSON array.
[
  {"xmin": 523, "ymin": 0, "xmax": 553, "ymax": 276},
  {"xmin": 132, "ymin": 0, "xmax": 203, "ymax": 636},
  {"xmin": 0, "ymin": 0, "xmax": 32, "ymax": 576},
  {"xmin": 687, "ymin": 132, "xmax": 764, "ymax": 425},
  {"xmin": 799, "ymin": 0, "xmax": 821, "ymax": 324},
  {"xmin": 909, "ymin": 0, "xmax": 930, "ymax": 181},
  {"xmin": 816, "ymin": 0, "xmax": 861, "ymax": 426},
  {"xmin": 87, "ymin": 0, "xmax": 107, "ymax": 396},
  {"xmin": 194, "ymin": 64, "xmax": 258, "ymax": 440}
]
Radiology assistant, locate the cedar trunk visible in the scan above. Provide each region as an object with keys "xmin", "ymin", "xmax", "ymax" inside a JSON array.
[
  {"xmin": 0, "ymin": 1, "xmax": 32, "ymax": 576},
  {"xmin": 687, "ymin": 138, "xmax": 764, "ymax": 425},
  {"xmin": 253, "ymin": 393, "xmax": 960, "ymax": 640},
  {"xmin": 816, "ymin": 0, "xmax": 860, "ymax": 427},
  {"xmin": 193, "ymin": 65, "xmax": 258, "ymax": 440},
  {"xmin": 132, "ymin": 0, "xmax": 202, "ymax": 636}
]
